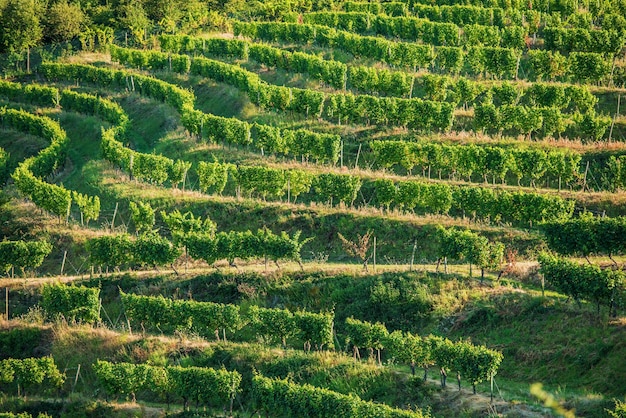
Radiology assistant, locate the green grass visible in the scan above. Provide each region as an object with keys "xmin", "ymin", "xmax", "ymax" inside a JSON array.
[
  {"xmin": 0, "ymin": 127, "xmax": 47, "ymax": 187},
  {"xmin": 448, "ymin": 290, "xmax": 626, "ymax": 400},
  {"xmin": 118, "ymin": 94, "xmax": 187, "ymax": 153},
  {"xmin": 54, "ymin": 111, "xmax": 111, "ymax": 187},
  {"xmin": 0, "ymin": 128, "xmax": 48, "ymax": 167}
]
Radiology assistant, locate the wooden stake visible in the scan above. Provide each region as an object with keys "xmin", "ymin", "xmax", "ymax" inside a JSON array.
[
  {"xmin": 72, "ymin": 364, "xmax": 81, "ymax": 393},
  {"xmin": 60, "ymin": 251, "xmax": 67, "ymax": 276},
  {"xmin": 410, "ymin": 240, "xmax": 417, "ymax": 272},
  {"xmin": 354, "ymin": 143, "xmax": 362, "ymax": 169},
  {"xmin": 582, "ymin": 161, "xmax": 590, "ymax": 192},
  {"xmin": 129, "ymin": 154, "xmax": 134, "ymax": 180},
  {"xmin": 111, "ymin": 202, "xmax": 118, "ymax": 233},
  {"xmin": 100, "ymin": 299, "xmax": 117, "ymax": 327},
  {"xmin": 373, "ymin": 236, "xmax": 377, "ymax": 273},
  {"xmin": 609, "ymin": 94, "xmax": 622, "ymax": 143},
  {"xmin": 5, "ymin": 287, "xmax": 8, "ymax": 321},
  {"xmin": 340, "ymin": 140, "xmax": 344, "ymax": 168}
]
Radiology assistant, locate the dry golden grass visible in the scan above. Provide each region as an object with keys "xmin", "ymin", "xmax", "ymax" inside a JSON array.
[
  {"xmin": 109, "ymin": 403, "xmax": 168, "ymax": 418},
  {"xmin": 62, "ymin": 52, "xmax": 110, "ymax": 65},
  {"xmin": 426, "ymin": 374, "xmax": 549, "ymax": 418}
]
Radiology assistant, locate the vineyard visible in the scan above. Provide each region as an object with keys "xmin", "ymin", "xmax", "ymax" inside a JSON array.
[{"xmin": 1, "ymin": 0, "xmax": 626, "ymax": 416}]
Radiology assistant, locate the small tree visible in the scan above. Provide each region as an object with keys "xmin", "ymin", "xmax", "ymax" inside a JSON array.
[
  {"xmin": 344, "ymin": 317, "xmax": 388, "ymax": 365},
  {"xmin": 386, "ymin": 330, "xmax": 432, "ymax": 379},
  {"xmin": 248, "ymin": 305, "xmax": 296, "ymax": 349},
  {"xmin": 129, "ymin": 201, "xmax": 155, "ymax": 233},
  {"xmin": 161, "ymin": 210, "xmax": 216, "ymax": 242},
  {"xmin": 0, "ymin": 0, "xmax": 43, "ymax": 72},
  {"xmin": 480, "ymin": 242, "xmax": 505, "ymax": 282},
  {"xmin": 133, "ymin": 232, "xmax": 181, "ymax": 272},
  {"xmin": 338, "ymin": 231, "xmax": 373, "ymax": 272},
  {"xmin": 72, "ymin": 191, "xmax": 100, "ymax": 226},
  {"xmin": 44, "ymin": 0, "xmax": 85, "ymax": 43},
  {"xmin": 438, "ymin": 226, "xmax": 490, "ymax": 277},
  {"xmin": 0, "ymin": 240, "xmax": 52, "ymax": 278},
  {"xmin": 120, "ymin": 0, "xmax": 150, "ymax": 47}
]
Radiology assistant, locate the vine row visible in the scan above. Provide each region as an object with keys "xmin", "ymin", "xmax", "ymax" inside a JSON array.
[
  {"xmin": 158, "ymin": 34, "xmax": 596, "ymax": 114},
  {"xmin": 300, "ymin": 11, "xmax": 527, "ymax": 48},
  {"xmin": 39, "ymin": 62, "xmax": 342, "ymax": 164},
  {"xmin": 541, "ymin": 215, "xmax": 626, "ymax": 259},
  {"xmin": 233, "ymin": 21, "xmax": 615, "ymax": 83},
  {"xmin": 110, "ymin": 45, "xmax": 454, "ymax": 131},
  {"xmin": 0, "ymin": 357, "xmax": 65, "ymax": 396},
  {"xmin": 345, "ymin": 317, "xmax": 503, "ymax": 392},
  {"xmin": 0, "ymin": 240, "xmax": 52, "ymax": 278},
  {"xmin": 119, "ymin": 291, "xmax": 333, "ymax": 349},
  {"xmin": 93, "ymin": 360, "xmax": 241, "ymax": 410},
  {"xmin": 3, "ymin": 108, "xmax": 75, "ymax": 219},
  {"xmin": 252, "ymin": 374, "xmax": 426, "ymax": 418},
  {"xmin": 193, "ymin": 159, "xmax": 575, "ymax": 227},
  {"xmin": 370, "ymin": 140, "xmax": 581, "ymax": 189},
  {"xmin": 539, "ymin": 253, "xmax": 624, "ymax": 313},
  {"xmin": 40, "ymin": 283, "xmax": 101, "ymax": 324}
]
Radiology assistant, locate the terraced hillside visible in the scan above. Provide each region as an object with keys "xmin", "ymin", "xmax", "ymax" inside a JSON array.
[{"xmin": 0, "ymin": 0, "xmax": 626, "ymax": 417}]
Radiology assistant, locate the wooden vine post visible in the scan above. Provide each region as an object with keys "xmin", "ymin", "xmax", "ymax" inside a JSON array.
[{"xmin": 373, "ymin": 236, "xmax": 377, "ymax": 273}]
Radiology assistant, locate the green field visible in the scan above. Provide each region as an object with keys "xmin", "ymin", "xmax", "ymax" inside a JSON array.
[{"xmin": 0, "ymin": 0, "xmax": 626, "ymax": 417}]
